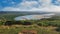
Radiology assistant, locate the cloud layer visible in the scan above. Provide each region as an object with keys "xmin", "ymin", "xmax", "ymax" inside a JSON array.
[{"xmin": 2, "ymin": 0, "xmax": 60, "ymax": 12}]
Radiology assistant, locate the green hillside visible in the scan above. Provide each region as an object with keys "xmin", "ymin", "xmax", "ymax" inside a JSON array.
[{"xmin": 0, "ymin": 12, "xmax": 60, "ymax": 34}]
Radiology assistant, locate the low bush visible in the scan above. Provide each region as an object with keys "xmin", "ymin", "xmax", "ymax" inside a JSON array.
[
  {"xmin": 0, "ymin": 21, "xmax": 4, "ymax": 25},
  {"xmin": 37, "ymin": 20, "xmax": 60, "ymax": 27},
  {"xmin": 4, "ymin": 21, "xmax": 14, "ymax": 26},
  {"xmin": 22, "ymin": 21, "xmax": 33, "ymax": 25},
  {"xmin": 56, "ymin": 27, "xmax": 60, "ymax": 32},
  {"xmin": 37, "ymin": 22, "xmax": 49, "ymax": 27}
]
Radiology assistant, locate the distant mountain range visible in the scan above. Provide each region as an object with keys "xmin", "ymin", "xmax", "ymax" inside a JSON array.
[{"xmin": 0, "ymin": 11, "xmax": 53, "ymax": 15}]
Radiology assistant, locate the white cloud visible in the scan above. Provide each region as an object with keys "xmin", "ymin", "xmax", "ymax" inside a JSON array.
[
  {"xmin": 2, "ymin": 0, "xmax": 60, "ymax": 12},
  {"xmin": 57, "ymin": 0, "xmax": 60, "ymax": 2},
  {"xmin": 2, "ymin": 7, "xmax": 20, "ymax": 11},
  {"xmin": 17, "ymin": 1, "xmax": 39, "ymax": 9}
]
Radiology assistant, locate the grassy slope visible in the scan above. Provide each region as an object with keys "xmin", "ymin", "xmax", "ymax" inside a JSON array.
[{"xmin": 0, "ymin": 25, "xmax": 59, "ymax": 34}]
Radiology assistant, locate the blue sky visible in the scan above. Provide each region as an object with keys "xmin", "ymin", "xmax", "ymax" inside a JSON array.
[
  {"xmin": 0, "ymin": 0, "xmax": 22, "ymax": 7},
  {"xmin": 0, "ymin": 0, "xmax": 60, "ymax": 12}
]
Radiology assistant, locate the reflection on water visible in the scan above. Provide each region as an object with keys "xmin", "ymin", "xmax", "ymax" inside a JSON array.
[{"xmin": 14, "ymin": 14, "xmax": 55, "ymax": 21}]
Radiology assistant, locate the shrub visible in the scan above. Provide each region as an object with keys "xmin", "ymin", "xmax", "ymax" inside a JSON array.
[
  {"xmin": 22, "ymin": 21, "xmax": 33, "ymax": 25},
  {"xmin": 14, "ymin": 21, "xmax": 22, "ymax": 25},
  {"xmin": 0, "ymin": 21, "xmax": 4, "ymax": 25},
  {"xmin": 4, "ymin": 21, "xmax": 14, "ymax": 26},
  {"xmin": 48, "ymin": 21, "xmax": 60, "ymax": 27},
  {"xmin": 56, "ymin": 27, "xmax": 60, "ymax": 32},
  {"xmin": 37, "ymin": 22, "xmax": 49, "ymax": 27}
]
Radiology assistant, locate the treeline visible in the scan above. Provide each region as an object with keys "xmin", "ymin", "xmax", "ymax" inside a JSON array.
[
  {"xmin": 0, "ymin": 18, "xmax": 60, "ymax": 27},
  {"xmin": 0, "ymin": 20, "xmax": 34, "ymax": 26}
]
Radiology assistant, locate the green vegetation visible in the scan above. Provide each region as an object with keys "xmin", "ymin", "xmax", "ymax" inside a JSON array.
[
  {"xmin": 0, "ymin": 13, "xmax": 60, "ymax": 34},
  {"xmin": 0, "ymin": 25, "xmax": 60, "ymax": 34}
]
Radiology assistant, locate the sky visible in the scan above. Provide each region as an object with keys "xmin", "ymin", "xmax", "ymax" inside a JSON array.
[{"xmin": 0, "ymin": 0, "xmax": 60, "ymax": 12}]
